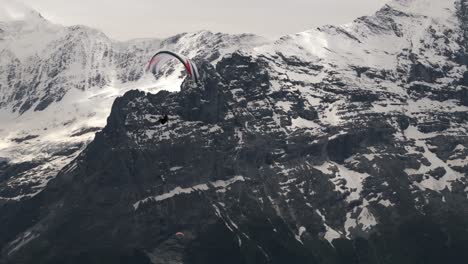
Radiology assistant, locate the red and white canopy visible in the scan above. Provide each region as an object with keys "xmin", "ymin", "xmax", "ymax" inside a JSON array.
[{"xmin": 147, "ymin": 50, "xmax": 199, "ymax": 83}]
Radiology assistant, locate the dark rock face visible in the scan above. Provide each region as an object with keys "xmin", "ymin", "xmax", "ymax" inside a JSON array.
[
  {"xmin": 0, "ymin": 28, "xmax": 268, "ymax": 200},
  {"xmin": 1, "ymin": 52, "xmax": 468, "ymax": 263},
  {"xmin": 1, "ymin": 1, "xmax": 468, "ymax": 263},
  {"xmin": 461, "ymin": 72, "xmax": 468, "ymax": 86},
  {"xmin": 408, "ymin": 62, "xmax": 444, "ymax": 83},
  {"xmin": 0, "ymin": 161, "xmax": 41, "ymax": 197}
]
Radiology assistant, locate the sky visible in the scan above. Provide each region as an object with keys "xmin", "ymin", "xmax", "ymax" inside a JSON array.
[{"xmin": 3, "ymin": 0, "xmax": 390, "ymax": 41}]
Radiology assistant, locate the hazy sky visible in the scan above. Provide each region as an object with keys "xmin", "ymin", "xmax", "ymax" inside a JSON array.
[{"xmin": 13, "ymin": 0, "xmax": 389, "ymax": 40}]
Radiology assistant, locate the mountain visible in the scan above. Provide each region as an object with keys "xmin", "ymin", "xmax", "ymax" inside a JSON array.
[
  {"xmin": 1, "ymin": 0, "xmax": 468, "ymax": 263},
  {"xmin": 0, "ymin": 8, "xmax": 268, "ymax": 200}
]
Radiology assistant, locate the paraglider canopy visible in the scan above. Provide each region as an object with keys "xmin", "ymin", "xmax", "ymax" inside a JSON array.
[
  {"xmin": 147, "ymin": 50, "xmax": 200, "ymax": 83},
  {"xmin": 175, "ymin": 232, "xmax": 185, "ymax": 237}
]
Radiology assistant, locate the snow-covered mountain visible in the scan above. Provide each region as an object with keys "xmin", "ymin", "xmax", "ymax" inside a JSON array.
[
  {"xmin": 1, "ymin": 0, "xmax": 468, "ymax": 263},
  {"xmin": 240, "ymin": 0, "xmax": 468, "ymax": 239},
  {"xmin": 0, "ymin": 5, "xmax": 267, "ymax": 200}
]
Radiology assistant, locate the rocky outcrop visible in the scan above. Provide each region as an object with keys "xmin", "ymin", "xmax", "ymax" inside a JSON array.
[
  {"xmin": 0, "ymin": 23, "xmax": 267, "ymax": 200},
  {"xmin": 1, "ymin": 47, "xmax": 467, "ymax": 262},
  {"xmin": 1, "ymin": 0, "xmax": 467, "ymax": 263}
]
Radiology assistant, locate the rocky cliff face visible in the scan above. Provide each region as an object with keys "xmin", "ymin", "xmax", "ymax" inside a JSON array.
[
  {"xmin": 1, "ymin": 0, "xmax": 467, "ymax": 263},
  {"xmin": 0, "ymin": 8, "xmax": 267, "ymax": 200}
]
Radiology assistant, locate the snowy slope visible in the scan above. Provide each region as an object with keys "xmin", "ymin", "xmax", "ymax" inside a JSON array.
[
  {"xmin": 242, "ymin": 0, "xmax": 468, "ymax": 239},
  {"xmin": 116, "ymin": 0, "xmax": 468, "ymax": 240},
  {"xmin": 1, "ymin": 0, "xmax": 468, "ymax": 262},
  {"xmin": 251, "ymin": 0, "xmax": 467, "ymax": 152},
  {"xmin": 0, "ymin": 0, "xmax": 466, "ymax": 234},
  {"xmin": 0, "ymin": 5, "xmax": 268, "ymax": 200}
]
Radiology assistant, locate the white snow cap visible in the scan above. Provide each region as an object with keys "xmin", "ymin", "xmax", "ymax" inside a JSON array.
[
  {"xmin": 388, "ymin": 0, "xmax": 457, "ymax": 18},
  {"xmin": 0, "ymin": 0, "xmax": 43, "ymax": 22}
]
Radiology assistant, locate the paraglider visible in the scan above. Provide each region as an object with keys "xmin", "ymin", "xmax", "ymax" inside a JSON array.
[
  {"xmin": 175, "ymin": 232, "xmax": 185, "ymax": 238},
  {"xmin": 146, "ymin": 50, "xmax": 199, "ymax": 126},
  {"xmin": 146, "ymin": 50, "xmax": 200, "ymax": 83}
]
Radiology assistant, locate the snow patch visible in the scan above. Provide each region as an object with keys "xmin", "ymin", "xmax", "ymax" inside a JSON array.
[
  {"xmin": 316, "ymin": 210, "xmax": 341, "ymax": 245},
  {"xmin": 7, "ymin": 231, "xmax": 38, "ymax": 255},
  {"xmin": 295, "ymin": 226, "xmax": 307, "ymax": 244},
  {"xmin": 276, "ymin": 101, "xmax": 293, "ymax": 112},
  {"xmin": 290, "ymin": 117, "xmax": 320, "ymax": 130},
  {"xmin": 404, "ymin": 126, "xmax": 464, "ymax": 192},
  {"xmin": 169, "ymin": 166, "xmax": 183, "ymax": 172},
  {"xmin": 133, "ymin": 176, "xmax": 245, "ymax": 210}
]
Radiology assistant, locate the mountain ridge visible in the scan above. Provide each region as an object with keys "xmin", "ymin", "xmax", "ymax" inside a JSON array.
[
  {"xmin": 1, "ymin": 0, "xmax": 468, "ymax": 263},
  {"xmin": 0, "ymin": 9, "xmax": 268, "ymax": 200}
]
